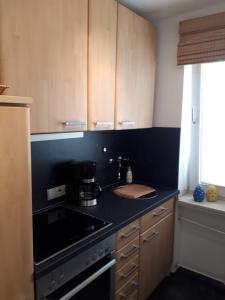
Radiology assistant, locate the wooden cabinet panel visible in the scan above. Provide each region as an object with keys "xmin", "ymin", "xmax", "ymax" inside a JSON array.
[
  {"xmin": 139, "ymin": 213, "xmax": 174, "ymax": 300},
  {"xmin": 88, "ymin": 0, "xmax": 117, "ymax": 130},
  {"xmin": 116, "ymin": 219, "xmax": 140, "ymax": 250},
  {"xmin": 116, "ymin": 237, "xmax": 139, "ymax": 270},
  {"xmin": 0, "ymin": 104, "xmax": 34, "ymax": 300},
  {"xmin": 115, "ymin": 255, "xmax": 139, "ymax": 291},
  {"xmin": 0, "ymin": 0, "xmax": 88, "ymax": 133},
  {"xmin": 140, "ymin": 198, "xmax": 175, "ymax": 233},
  {"xmin": 116, "ymin": 4, "xmax": 156, "ymax": 130}
]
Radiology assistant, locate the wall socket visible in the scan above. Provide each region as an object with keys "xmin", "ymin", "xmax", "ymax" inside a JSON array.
[{"xmin": 47, "ymin": 185, "xmax": 66, "ymax": 201}]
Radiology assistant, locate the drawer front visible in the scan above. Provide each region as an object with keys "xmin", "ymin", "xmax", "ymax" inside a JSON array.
[
  {"xmin": 116, "ymin": 237, "xmax": 139, "ymax": 270},
  {"xmin": 126, "ymin": 290, "xmax": 138, "ymax": 300},
  {"xmin": 116, "ymin": 274, "xmax": 139, "ymax": 300},
  {"xmin": 116, "ymin": 290, "xmax": 138, "ymax": 300},
  {"xmin": 116, "ymin": 220, "xmax": 140, "ymax": 250},
  {"xmin": 140, "ymin": 198, "xmax": 174, "ymax": 233},
  {"xmin": 140, "ymin": 215, "xmax": 166, "ymax": 245},
  {"xmin": 116, "ymin": 255, "xmax": 139, "ymax": 291}
]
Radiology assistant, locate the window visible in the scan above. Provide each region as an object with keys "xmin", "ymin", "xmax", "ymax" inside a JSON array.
[
  {"xmin": 199, "ymin": 62, "xmax": 225, "ymax": 187},
  {"xmin": 179, "ymin": 61, "xmax": 225, "ymax": 194}
]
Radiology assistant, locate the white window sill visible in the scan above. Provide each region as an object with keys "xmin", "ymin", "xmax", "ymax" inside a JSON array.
[{"xmin": 178, "ymin": 193, "xmax": 225, "ymax": 216}]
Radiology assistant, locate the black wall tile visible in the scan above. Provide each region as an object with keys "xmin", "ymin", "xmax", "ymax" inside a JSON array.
[
  {"xmin": 31, "ymin": 128, "xmax": 180, "ymax": 212},
  {"xmin": 127, "ymin": 128, "xmax": 181, "ymax": 188}
]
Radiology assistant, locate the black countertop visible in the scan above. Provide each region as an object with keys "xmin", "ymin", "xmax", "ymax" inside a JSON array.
[{"xmin": 34, "ymin": 184, "xmax": 179, "ymax": 275}]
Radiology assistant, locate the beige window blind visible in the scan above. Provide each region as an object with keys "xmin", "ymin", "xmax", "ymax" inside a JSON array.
[{"xmin": 177, "ymin": 12, "xmax": 225, "ymax": 65}]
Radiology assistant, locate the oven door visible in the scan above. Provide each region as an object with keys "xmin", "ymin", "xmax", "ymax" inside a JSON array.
[{"xmin": 45, "ymin": 255, "xmax": 116, "ymax": 300}]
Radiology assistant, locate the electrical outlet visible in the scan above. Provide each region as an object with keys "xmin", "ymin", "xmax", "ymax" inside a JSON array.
[{"xmin": 47, "ymin": 185, "xmax": 66, "ymax": 201}]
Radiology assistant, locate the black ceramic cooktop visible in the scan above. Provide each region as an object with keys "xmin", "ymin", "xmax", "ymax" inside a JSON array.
[{"xmin": 33, "ymin": 206, "xmax": 111, "ymax": 263}]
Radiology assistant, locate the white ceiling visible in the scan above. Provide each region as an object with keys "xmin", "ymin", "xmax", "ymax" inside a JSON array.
[{"xmin": 119, "ymin": 0, "xmax": 225, "ymax": 21}]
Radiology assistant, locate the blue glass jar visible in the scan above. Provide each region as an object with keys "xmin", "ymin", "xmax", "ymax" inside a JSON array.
[{"xmin": 193, "ymin": 185, "xmax": 205, "ymax": 202}]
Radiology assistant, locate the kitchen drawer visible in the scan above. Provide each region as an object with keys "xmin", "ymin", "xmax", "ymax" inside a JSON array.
[
  {"xmin": 140, "ymin": 198, "xmax": 174, "ymax": 233},
  {"xmin": 116, "ymin": 290, "xmax": 138, "ymax": 300},
  {"xmin": 116, "ymin": 237, "xmax": 139, "ymax": 270},
  {"xmin": 116, "ymin": 220, "xmax": 140, "ymax": 250},
  {"xmin": 126, "ymin": 290, "xmax": 138, "ymax": 300},
  {"xmin": 115, "ymin": 255, "xmax": 139, "ymax": 291},
  {"xmin": 115, "ymin": 274, "xmax": 139, "ymax": 300}
]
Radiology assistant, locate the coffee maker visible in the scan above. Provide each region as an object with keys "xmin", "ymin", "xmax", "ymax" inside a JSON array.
[{"xmin": 70, "ymin": 161, "xmax": 102, "ymax": 207}]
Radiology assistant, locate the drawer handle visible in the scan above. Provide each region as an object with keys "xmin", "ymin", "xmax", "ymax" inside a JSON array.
[
  {"xmin": 62, "ymin": 121, "xmax": 86, "ymax": 127},
  {"xmin": 121, "ymin": 245, "xmax": 139, "ymax": 259},
  {"xmin": 119, "ymin": 281, "xmax": 138, "ymax": 299},
  {"xmin": 120, "ymin": 264, "xmax": 138, "ymax": 279},
  {"xmin": 143, "ymin": 231, "xmax": 159, "ymax": 243},
  {"xmin": 121, "ymin": 225, "xmax": 139, "ymax": 239},
  {"xmin": 153, "ymin": 207, "xmax": 168, "ymax": 217}
]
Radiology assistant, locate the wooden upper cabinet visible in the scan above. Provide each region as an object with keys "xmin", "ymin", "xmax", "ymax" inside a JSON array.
[
  {"xmin": 0, "ymin": 0, "xmax": 88, "ymax": 133},
  {"xmin": 0, "ymin": 1, "xmax": 155, "ymax": 133},
  {"xmin": 116, "ymin": 4, "xmax": 156, "ymax": 130},
  {"xmin": 88, "ymin": 0, "xmax": 117, "ymax": 131}
]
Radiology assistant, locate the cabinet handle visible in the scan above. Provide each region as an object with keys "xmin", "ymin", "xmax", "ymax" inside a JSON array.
[
  {"xmin": 143, "ymin": 231, "xmax": 159, "ymax": 243},
  {"xmin": 121, "ymin": 225, "xmax": 139, "ymax": 239},
  {"xmin": 119, "ymin": 281, "xmax": 138, "ymax": 299},
  {"xmin": 119, "ymin": 121, "xmax": 136, "ymax": 126},
  {"xmin": 120, "ymin": 264, "xmax": 138, "ymax": 279},
  {"xmin": 62, "ymin": 121, "xmax": 86, "ymax": 127},
  {"xmin": 153, "ymin": 207, "xmax": 168, "ymax": 217},
  {"xmin": 94, "ymin": 121, "xmax": 113, "ymax": 128},
  {"xmin": 121, "ymin": 245, "xmax": 139, "ymax": 259}
]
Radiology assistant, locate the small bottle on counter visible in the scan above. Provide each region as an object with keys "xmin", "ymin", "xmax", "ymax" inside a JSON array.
[{"xmin": 126, "ymin": 166, "xmax": 133, "ymax": 184}]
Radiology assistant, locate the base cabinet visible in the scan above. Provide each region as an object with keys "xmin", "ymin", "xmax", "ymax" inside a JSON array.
[
  {"xmin": 115, "ymin": 198, "xmax": 175, "ymax": 300},
  {"xmin": 139, "ymin": 213, "xmax": 174, "ymax": 300}
]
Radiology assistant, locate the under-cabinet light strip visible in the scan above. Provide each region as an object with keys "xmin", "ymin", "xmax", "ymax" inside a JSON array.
[{"xmin": 31, "ymin": 132, "xmax": 84, "ymax": 142}]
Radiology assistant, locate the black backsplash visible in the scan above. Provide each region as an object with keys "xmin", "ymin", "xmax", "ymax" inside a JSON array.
[{"xmin": 31, "ymin": 128, "xmax": 180, "ymax": 212}]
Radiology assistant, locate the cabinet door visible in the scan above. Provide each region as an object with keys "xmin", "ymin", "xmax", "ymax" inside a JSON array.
[
  {"xmin": 116, "ymin": 4, "xmax": 156, "ymax": 130},
  {"xmin": 0, "ymin": 106, "xmax": 34, "ymax": 300},
  {"xmin": 139, "ymin": 213, "xmax": 174, "ymax": 300},
  {"xmin": 88, "ymin": 0, "xmax": 117, "ymax": 130},
  {"xmin": 0, "ymin": 0, "xmax": 88, "ymax": 133}
]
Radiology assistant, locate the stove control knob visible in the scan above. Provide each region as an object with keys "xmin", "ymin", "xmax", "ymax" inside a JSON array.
[
  {"xmin": 99, "ymin": 248, "xmax": 104, "ymax": 256},
  {"xmin": 105, "ymin": 247, "xmax": 110, "ymax": 254},
  {"xmin": 92, "ymin": 253, "xmax": 97, "ymax": 261},
  {"xmin": 59, "ymin": 272, "xmax": 65, "ymax": 282},
  {"xmin": 49, "ymin": 280, "xmax": 57, "ymax": 290}
]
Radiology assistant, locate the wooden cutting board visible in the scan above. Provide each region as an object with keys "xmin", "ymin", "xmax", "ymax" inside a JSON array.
[{"xmin": 113, "ymin": 184, "xmax": 156, "ymax": 199}]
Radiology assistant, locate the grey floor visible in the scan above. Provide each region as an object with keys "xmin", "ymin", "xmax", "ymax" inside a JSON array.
[{"xmin": 148, "ymin": 268, "xmax": 225, "ymax": 300}]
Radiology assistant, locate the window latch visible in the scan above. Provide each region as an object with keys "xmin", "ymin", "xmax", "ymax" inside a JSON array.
[{"xmin": 192, "ymin": 107, "xmax": 197, "ymax": 124}]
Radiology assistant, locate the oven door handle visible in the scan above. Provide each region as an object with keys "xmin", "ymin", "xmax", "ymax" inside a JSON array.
[{"xmin": 58, "ymin": 258, "xmax": 116, "ymax": 300}]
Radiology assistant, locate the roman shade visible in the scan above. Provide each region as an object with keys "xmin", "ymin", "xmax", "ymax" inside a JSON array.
[{"xmin": 177, "ymin": 12, "xmax": 225, "ymax": 65}]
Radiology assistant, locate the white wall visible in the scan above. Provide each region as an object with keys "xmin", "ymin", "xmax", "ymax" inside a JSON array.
[{"xmin": 153, "ymin": 3, "xmax": 225, "ymax": 128}]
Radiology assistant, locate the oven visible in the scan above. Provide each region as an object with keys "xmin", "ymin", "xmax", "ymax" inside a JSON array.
[
  {"xmin": 45, "ymin": 255, "xmax": 115, "ymax": 300},
  {"xmin": 35, "ymin": 234, "xmax": 115, "ymax": 300}
]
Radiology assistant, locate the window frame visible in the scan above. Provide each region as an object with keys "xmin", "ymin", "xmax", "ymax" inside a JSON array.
[{"xmin": 187, "ymin": 63, "xmax": 225, "ymax": 197}]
